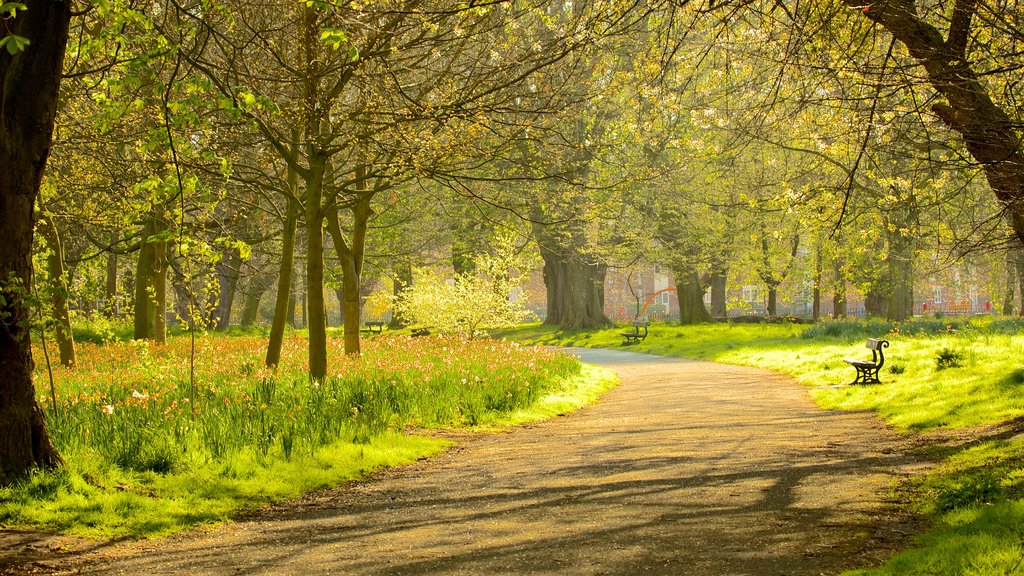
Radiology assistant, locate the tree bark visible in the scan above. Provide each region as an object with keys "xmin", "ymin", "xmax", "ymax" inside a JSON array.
[
  {"xmin": 865, "ymin": 289, "xmax": 889, "ymax": 318},
  {"xmin": 1002, "ymin": 251, "xmax": 1017, "ymax": 315},
  {"xmin": 887, "ymin": 240, "xmax": 914, "ymax": 321},
  {"xmin": 709, "ymin": 265, "xmax": 727, "ymax": 318},
  {"xmin": 133, "ymin": 213, "xmax": 168, "ymax": 343},
  {"xmin": 214, "ymin": 249, "xmax": 242, "ymax": 330},
  {"xmin": 851, "ymin": 0, "xmax": 1024, "ymax": 244},
  {"xmin": 538, "ymin": 243, "xmax": 612, "ymax": 330},
  {"xmin": 833, "ymin": 257, "xmax": 847, "ymax": 318},
  {"xmin": 0, "ymin": 0, "xmax": 71, "ymax": 484},
  {"xmin": 812, "ymin": 241, "xmax": 822, "ymax": 322},
  {"xmin": 266, "ymin": 196, "xmax": 299, "ymax": 368},
  {"xmin": 240, "ymin": 273, "xmax": 270, "ymax": 327},
  {"xmin": 675, "ymin": 269, "xmax": 713, "ymax": 324},
  {"xmin": 38, "ymin": 217, "xmax": 75, "ymax": 367},
  {"xmin": 104, "ymin": 250, "xmax": 118, "ymax": 317},
  {"xmin": 326, "ymin": 191, "xmax": 373, "ymax": 356},
  {"xmin": 390, "ymin": 262, "xmax": 413, "ymax": 328},
  {"xmin": 766, "ymin": 285, "xmax": 779, "ymax": 317}
]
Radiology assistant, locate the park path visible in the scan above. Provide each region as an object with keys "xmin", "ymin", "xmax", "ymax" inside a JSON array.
[{"xmin": 36, "ymin": 349, "xmax": 921, "ymax": 575}]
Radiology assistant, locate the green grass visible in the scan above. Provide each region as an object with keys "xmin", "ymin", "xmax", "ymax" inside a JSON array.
[
  {"xmin": 4, "ymin": 333, "xmax": 615, "ymax": 539},
  {"xmin": 498, "ymin": 319, "xmax": 1024, "ymax": 431},
  {"xmin": 497, "ymin": 317, "xmax": 1024, "ymax": 576}
]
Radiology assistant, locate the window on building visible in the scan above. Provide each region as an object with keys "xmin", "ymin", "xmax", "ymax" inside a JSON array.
[{"xmin": 742, "ymin": 285, "xmax": 761, "ymax": 303}]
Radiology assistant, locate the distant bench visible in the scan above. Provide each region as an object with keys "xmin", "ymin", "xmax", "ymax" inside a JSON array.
[
  {"xmin": 362, "ymin": 321, "xmax": 385, "ymax": 335},
  {"xmin": 843, "ymin": 338, "xmax": 889, "ymax": 384},
  {"xmin": 620, "ymin": 320, "xmax": 650, "ymax": 345}
]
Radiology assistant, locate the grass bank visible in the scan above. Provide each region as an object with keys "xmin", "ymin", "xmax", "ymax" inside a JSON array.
[
  {"xmin": 2, "ymin": 334, "xmax": 615, "ymax": 539},
  {"xmin": 498, "ymin": 318, "xmax": 1024, "ymax": 576}
]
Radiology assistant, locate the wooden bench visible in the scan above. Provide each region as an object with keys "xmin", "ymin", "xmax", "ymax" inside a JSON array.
[
  {"xmin": 362, "ymin": 321, "xmax": 384, "ymax": 334},
  {"xmin": 411, "ymin": 327, "xmax": 431, "ymax": 337},
  {"xmin": 843, "ymin": 338, "xmax": 889, "ymax": 384},
  {"xmin": 620, "ymin": 320, "xmax": 650, "ymax": 345}
]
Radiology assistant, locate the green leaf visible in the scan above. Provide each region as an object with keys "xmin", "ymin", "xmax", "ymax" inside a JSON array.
[
  {"xmin": 0, "ymin": 2, "xmax": 26, "ymax": 17},
  {"xmin": 0, "ymin": 34, "xmax": 30, "ymax": 55}
]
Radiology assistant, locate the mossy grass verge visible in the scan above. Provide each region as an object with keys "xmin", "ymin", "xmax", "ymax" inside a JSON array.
[
  {"xmin": 3, "ymin": 333, "xmax": 614, "ymax": 539},
  {"xmin": 497, "ymin": 318, "xmax": 1024, "ymax": 576}
]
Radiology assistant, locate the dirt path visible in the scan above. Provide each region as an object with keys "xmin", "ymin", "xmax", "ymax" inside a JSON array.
[{"xmin": 9, "ymin": 349, "xmax": 924, "ymax": 575}]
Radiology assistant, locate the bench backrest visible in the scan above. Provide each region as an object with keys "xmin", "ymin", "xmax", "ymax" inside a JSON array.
[
  {"xmin": 865, "ymin": 338, "xmax": 889, "ymax": 368},
  {"xmin": 632, "ymin": 320, "xmax": 650, "ymax": 327}
]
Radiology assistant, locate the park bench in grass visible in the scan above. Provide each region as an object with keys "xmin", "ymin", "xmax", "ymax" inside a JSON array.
[
  {"xmin": 843, "ymin": 338, "xmax": 890, "ymax": 384},
  {"xmin": 411, "ymin": 327, "xmax": 431, "ymax": 337},
  {"xmin": 362, "ymin": 321, "xmax": 385, "ymax": 334},
  {"xmin": 620, "ymin": 320, "xmax": 650, "ymax": 345}
]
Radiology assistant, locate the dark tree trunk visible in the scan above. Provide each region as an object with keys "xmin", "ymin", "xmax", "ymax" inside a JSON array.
[
  {"xmin": 1003, "ymin": 251, "xmax": 1017, "ymax": 316},
  {"xmin": 38, "ymin": 217, "xmax": 75, "ymax": 367},
  {"xmin": 539, "ymin": 246, "xmax": 612, "ymax": 329},
  {"xmin": 266, "ymin": 196, "xmax": 299, "ymax": 368},
  {"xmin": 104, "ymin": 250, "xmax": 118, "ymax": 317},
  {"xmin": 851, "ymin": 0, "xmax": 1024, "ymax": 245},
  {"xmin": 133, "ymin": 214, "xmax": 168, "ymax": 343},
  {"xmin": 766, "ymin": 284, "xmax": 779, "ymax": 317},
  {"xmin": 709, "ymin": 266, "xmax": 727, "ymax": 318},
  {"xmin": 327, "ymin": 192, "xmax": 373, "ymax": 357},
  {"xmin": 865, "ymin": 290, "xmax": 889, "ymax": 318},
  {"xmin": 812, "ymin": 241, "xmax": 822, "ymax": 322},
  {"xmin": 389, "ymin": 263, "xmax": 413, "ymax": 328},
  {"xmin": 214, "ymin": 250, "xmax": 242, "ymax": 330},
  {"xmin": 675, "ymin": 269, "xmax": 712, "ymax": 324},
  {"xmin": 240, "ymin": 275, "xmax": 269, "ymax": 328},
  {"xmin": 0, "ymin": 0, "xmax": 71, "ymax": 484},
  {"xmin": 887, "ymin": 241, "xmax": 914, "ymax": 321},
  {"xmin": 833, "ymin": 258, "xmax": 847, "ymax": 318},
  {"xmin": 1015, "ymin": 250, "xmax": 1024, "ymax": 317}
]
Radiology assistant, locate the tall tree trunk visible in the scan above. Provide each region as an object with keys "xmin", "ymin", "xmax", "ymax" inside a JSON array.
[
  {"xmin": 533, "ymin": 220, "xmax": 611, "ymax": 330},
  {"xmin": 389, "ymin": 263, "xmax": 413, "ymax": 328},
  {"xmin": 1015, "ymin": 250, "xmax": 1024, "ymax": 317},
  {"xmin": 865, "ymin": 289, "xmax": 889, "ymax": 317},
  {"xmin": 1002, "ymin": 251, "xmax": 1017, "ymax": 316},
  {"xmin": 675, "ymin": 269, "xmax": 712, "ymax": 324},
  {"xmin": 38, "ymin": 217, "xmax": 75, "ymax": 367},
  {"xmin": 266, "ymin": 196, "xmax": 299, "ymax": 368},
  {"xmin": 0, "ymin": 0, "xmax": 71, "ymax": 483},
  {"xmin": 833, "ymin": 257, "xmax": 847, "ymax": 318},
  {"xmin": 104, "ymin": 250, "xmax": 118, "ymax": 317},
  {"xmin": 305, "ymin": 157, "xmax": 328, "ymax": 379},
  {"xmin": 709, "ymin": 264, "xmax": 727, "ymax": 318},
  {"xmin": 327, "ymin": 191, "xmax": 373, "ymax": 356},
  {"xmin": 539, "ymin": 245, "xmax": 612, "ymax": 329},
  {"xmin": 766, "ymin": 284, "xmax": 779, "ymax": 317},
  {"xmin": 133, "ymin": 213, "xmax": 168, "ymax": 344},
  {"xmin": 214, "ymin": 250, "xmax": 242, "ymax": 330},
  {"xmin": 812, "ymin": 241, "xmax": 822, "ymax": 322},
  {"xmin": 240, "ymin": 273, "xmax": 270, "ymax": 327},
  {"xmin": 851, "ymin": 0, "xmax": 1024, "ymax": 244},
  {"xmin": 887, "ymin": 240, "xmax": 914, "ymax": 321}
]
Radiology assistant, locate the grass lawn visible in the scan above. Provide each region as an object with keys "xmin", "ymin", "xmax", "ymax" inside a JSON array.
[
  {"xmin": 497, "ymin": 317, "xmax": 1024, "ymax": 576},
  {"xmin": 1, "ymin": 333, "xmax": 616, "ymax": 539}
]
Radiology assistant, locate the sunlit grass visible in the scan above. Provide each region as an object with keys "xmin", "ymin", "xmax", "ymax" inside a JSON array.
[{"xmin": 3, "ymin": 333, "xmax": 613, "ymax": 539}]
